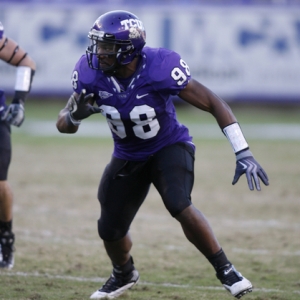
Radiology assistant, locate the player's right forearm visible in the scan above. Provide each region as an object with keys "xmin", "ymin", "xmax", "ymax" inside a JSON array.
[{"xmin": 56, "ymin": 109, "xmax": 79, "ymax": 134}]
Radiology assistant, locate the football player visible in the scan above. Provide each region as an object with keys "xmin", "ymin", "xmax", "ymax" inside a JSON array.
[
  {"xmin": 0, "ymin": 21, "xmax": 36, "ymax": 269},
  {"xmin": 56, "ymin": 10, "xmax": 269, "ymax": 299}
]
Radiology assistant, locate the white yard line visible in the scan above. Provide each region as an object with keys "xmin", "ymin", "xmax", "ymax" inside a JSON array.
[
  {"xmin": 1, "ymin": 271, "xmax": 300, "ymax": 295},
  {"xmin": 12, "ymin": 121, "xmax": 300, "ymax": 140}
]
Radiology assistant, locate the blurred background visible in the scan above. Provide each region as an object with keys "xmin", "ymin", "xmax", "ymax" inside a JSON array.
[{"xmin": 1, "ymin": 0, "xmax": 300, "ymax": 104}]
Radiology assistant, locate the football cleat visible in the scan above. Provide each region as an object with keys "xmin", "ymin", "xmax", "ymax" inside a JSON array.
[
  {"xmin": 90, "ymin": 269, "xmax": 139, "ymax": 299},
  {"xmin": 217, "ymin": 264, "xmax": 253, "ymax": 299},
  {"xmin": 0, "ymin": 231, "xmax": 15, "ymax": 269}
]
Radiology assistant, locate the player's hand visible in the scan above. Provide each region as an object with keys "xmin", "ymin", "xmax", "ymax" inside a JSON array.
[
  {"xmin": 233, "ymin": 149, "xmax": 269, "ymax": 191},
  {"xmin": 1, "ymin": 102, "xmax": 25, "ymax": 127},
  {"xmin": 68, "ymin": 89, "xmax": 102, "ymax": 121}
]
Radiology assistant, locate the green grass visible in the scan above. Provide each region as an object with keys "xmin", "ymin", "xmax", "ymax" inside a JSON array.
[
  {"xmin": 22, "ymin": 96, "xmax": 300, "ymax": 124},
  {"xmin": 0, "ymin": 100, "xmax": 299, "ymax": 299}
]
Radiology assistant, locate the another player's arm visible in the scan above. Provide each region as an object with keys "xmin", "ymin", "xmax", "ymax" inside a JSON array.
[
  {"xmin": 0, "ymin": 34, "xmax": 36, "ymax": 126},
  {"xmin": 179, "ymin": 79, "xmax": 269, "ymax": 191},
  {"xmin": 0, "ymin": 34, "xmax": 36, "ymax": 96},
  {"xmin": 0, "ymin": 35, "xmax": 36, "ymax": 69}
]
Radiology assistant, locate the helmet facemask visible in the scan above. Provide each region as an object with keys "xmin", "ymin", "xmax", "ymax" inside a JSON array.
[{"xmin": 86, "ymin": 31, "xmax": 134, "ymax": 74}]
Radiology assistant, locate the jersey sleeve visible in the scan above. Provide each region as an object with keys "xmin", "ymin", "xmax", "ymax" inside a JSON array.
[
  {"xmin": 71, "ymin": 54, "xmax": 97, "ymax": 95},
  {"xmin": 148, "ymin": 48, "xmax": 191, "ymax": 95}
]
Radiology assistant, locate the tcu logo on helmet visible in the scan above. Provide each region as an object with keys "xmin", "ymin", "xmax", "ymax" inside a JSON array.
[{"xmin": 120, "ymin": 19, "xmax": 144, "ymax": 31}]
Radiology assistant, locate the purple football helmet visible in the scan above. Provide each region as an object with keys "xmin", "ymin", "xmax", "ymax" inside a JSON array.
[{"xmin": 86, "ymin": 10, "xmax": 146, "ymax": 73}]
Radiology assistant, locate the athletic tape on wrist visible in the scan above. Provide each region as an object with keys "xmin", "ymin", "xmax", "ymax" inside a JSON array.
[
  {"xmin": 14, "ymin": 66, "xmax": 32, "ymax": 92},
  {"xmin": 222, "ymin": 123, "xmax": 248, "ymax": 153}
]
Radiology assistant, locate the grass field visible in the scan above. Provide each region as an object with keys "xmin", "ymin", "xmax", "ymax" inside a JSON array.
[{"xmin": 0, "ymin": 99, "xmax": 299, "ymax": 300}]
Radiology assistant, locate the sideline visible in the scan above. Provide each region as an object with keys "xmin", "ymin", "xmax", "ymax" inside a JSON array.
[
  {"xmin": 12, "ymin": 121, "xmax": 300, "ymax": 140},
  {"xmin": 1, "ymin": 271, "xmax": 300, "ymax": 295}
]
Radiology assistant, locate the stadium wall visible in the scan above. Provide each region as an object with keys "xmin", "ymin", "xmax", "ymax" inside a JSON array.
[{"xmin": 0, "ymin": 3, "xmax": 300, "ymax": 103}]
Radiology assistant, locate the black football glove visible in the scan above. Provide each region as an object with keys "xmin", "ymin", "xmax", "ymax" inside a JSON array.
[
  {"xmin": 233, "ymin": 149, "xmax": 269, "ymax": 191},
  {"xmin": 1, "ymin": 100, "xmax": 25, "ymax": 127},
  {"xmin": 68, "ymin": 89, "xmax": 102, "ymax": 122}
]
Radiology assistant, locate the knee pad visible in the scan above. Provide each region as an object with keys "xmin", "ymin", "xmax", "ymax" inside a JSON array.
[{"xmin": 97, "ymin": 218, "xmax": 128, "ymax": 242}]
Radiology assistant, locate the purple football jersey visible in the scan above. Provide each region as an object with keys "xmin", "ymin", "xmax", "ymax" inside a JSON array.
[{"xmin": 71, "ymin": 47, "xmax": 193, "ymax": 161}]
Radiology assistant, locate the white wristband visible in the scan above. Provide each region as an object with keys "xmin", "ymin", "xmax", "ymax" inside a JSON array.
[
  {"xmin": 223, "ymin": 123, "xmax": 248, "ymax": 153},
  {"xmin": 15, "ymin": 66, "xmax": 31, "ymax": 92}
]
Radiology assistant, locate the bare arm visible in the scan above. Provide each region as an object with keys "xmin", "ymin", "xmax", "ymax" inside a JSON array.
[
  {"xmin": 56, "ymin": 92, "xmax": 80, "ymax": 134},
  {"xmin": 178, "ymin": 78, "xmax": 237, "ymax": 129},
  {"xmin": 0, "ymin": 34, "xmax": 36, "ymax": 99},
  {"xmin": 0, "ymin": 35, "xmax": 36, "ymax": 70},
  {"xmin": 56, "ymin": 90, "xmax": 102, "ymax": 134},
  {"xmin": 0, "ymin": 33, "xmax": 36, "ymax": 126},
  {"xmin": 179, "ymin": 79, "xmax": 269, "ymax": 190}
]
